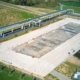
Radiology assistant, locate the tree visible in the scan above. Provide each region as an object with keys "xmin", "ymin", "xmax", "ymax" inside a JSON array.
[
  {"xmin": 26, "ymin": 0, "xmax": 36, "ymax": 6},
  {"xmin": 13, "ymin": 0, "xmax": 20, "ymax": 4},
  {"xmin": 3, "ymin": 0, "xmax": 10, "ymax": 2}
]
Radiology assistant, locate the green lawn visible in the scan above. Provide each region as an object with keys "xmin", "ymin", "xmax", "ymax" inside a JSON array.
[
  {"xmin": 0, "ymin": 67, "xmax": 32, "ymax": 80},
  {"xmin": 0, "ymin": 4, "xmax": 36, "ymax": 27},
  {"xmin": 19, "ymin": 12, "xmax": 35, "ymax": 19}
]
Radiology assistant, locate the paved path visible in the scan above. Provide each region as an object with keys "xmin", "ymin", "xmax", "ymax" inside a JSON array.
[{"xmin": 50, "ymin": 70, "xmax": 71, "ymax": 80}]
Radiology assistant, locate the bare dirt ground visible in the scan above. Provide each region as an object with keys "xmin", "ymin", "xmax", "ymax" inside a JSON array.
[
  {"xmin": 18, "ymin": 5, "xmax": 55, "ymax": 15},
  {"xmin": 67, "ymin": 56, "xmax": 80, "ymax": 66}
]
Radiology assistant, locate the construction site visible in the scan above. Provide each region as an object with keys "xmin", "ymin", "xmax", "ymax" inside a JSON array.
[
  {"xmin": 0, "ymin": 1, "xmax": 80, "ymax": 80},
  {"xmin": 0, "ymin": 18, "xmax": 80, "ymax": 79}
]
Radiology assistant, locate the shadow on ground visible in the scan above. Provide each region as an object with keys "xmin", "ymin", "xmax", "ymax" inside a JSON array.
[{"xmin": 74, "ymin": 50, "xmax": 80, "ymax": 59}]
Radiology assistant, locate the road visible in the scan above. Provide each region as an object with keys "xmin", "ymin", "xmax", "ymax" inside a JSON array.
[{"xmin": 50, "ymin": 70, "xmax": 71, "ymax": 80}]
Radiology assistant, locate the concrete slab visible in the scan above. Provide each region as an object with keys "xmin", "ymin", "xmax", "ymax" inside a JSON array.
[{"xmin": 0, "ymin": 18, "xmax": 80, "ymax": 77}]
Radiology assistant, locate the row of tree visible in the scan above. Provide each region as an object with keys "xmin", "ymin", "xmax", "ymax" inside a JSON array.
[
  {"xmin": 1, "ymin": 0, "xmax": 80, "ymax": 6},
  {"xmin": 1, "ymin": 0, "xmax": 57, "ymax": 6}
]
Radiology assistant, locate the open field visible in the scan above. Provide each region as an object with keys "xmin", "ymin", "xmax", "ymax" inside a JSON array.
[
  {"xmin": 17, "ymin": 5, "xmax": 55, "ymax": 15},
  {"xmin": 0, "ymin": 65, "xmax": 32, "ymax": 80},
  {"xmin": 1, "ymin": 1, "xmax": 80, "ymax": 14},
  {"xmin": 29, "ymin": 0, "xmax": 80, "ymax": 14},
  {"xmin": 0, "ymin": 1, "xmax": 80, "ymax": 28},
  {"xmin": 0, "ymin": 1, "xmax": 54, "ymax": 15},
  {"xmin": 55, "ymin": 61, "xmax": 80, "ymax": 79},
  {"xmin": 55, "ymin": 51, "xmax": 80, "ymax": 79},
  {"xmin": 0, "ymin": 4, "xmax": 36, "ymax": 27}
]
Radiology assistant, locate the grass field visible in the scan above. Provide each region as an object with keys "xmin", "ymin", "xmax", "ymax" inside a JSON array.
[
  {"xmin": 44, "ymin": 74, "xmax": 59, "ymax": 80},
  {"xmin": 55, "ymin": 51, "xmax": 80, "ymax": 79},
  {"xmin": 0, "ymin": 4, "xmax": 36, "ymax": 27},
  {"xmin": 0, "ymin": 65, "xmax": 59, "ymax": 80},
  {"xmin": 0, "ymin": 1, "xmax": 80, "ymax": 27},
  {"xmin": 0, "ymin": 65, "xmax": 32, "ymax": 80},
  {"xmin": 55, "ymin": 61, "xmax": 80, "ymax": 79}
]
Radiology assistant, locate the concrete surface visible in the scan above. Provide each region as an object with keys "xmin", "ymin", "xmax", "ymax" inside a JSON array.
[
  {"xmin": 0, "ymin": 18, "xmax": 80, "ymax": 77},
  {"xmin": 50, "ymin": 70, "xmax": 71, "ymax": 80}
]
